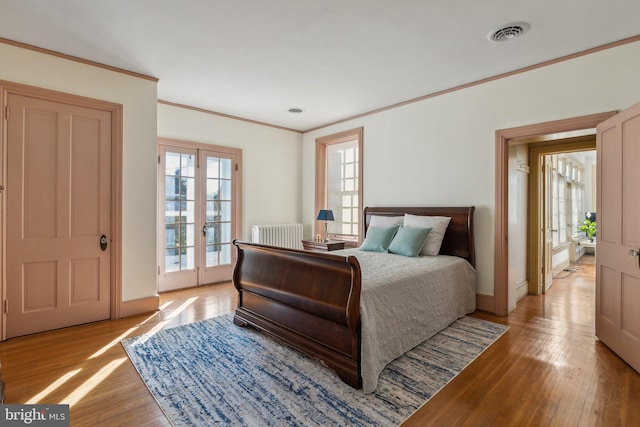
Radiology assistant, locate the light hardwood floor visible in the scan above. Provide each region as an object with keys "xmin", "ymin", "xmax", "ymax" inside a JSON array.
[{"xmin": 1, "ymin": 255, "xmax": 638, "ymax": 426}]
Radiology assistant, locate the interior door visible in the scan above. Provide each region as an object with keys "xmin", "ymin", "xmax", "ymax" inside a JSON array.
[
  {"xmin": 6, "ymin": 94, "xmax": 112, "ymax": 338},
  {"xmin": 596, "ymin": 100, "xmax": 640, "ymax": 373},
  {"xmin": 158, "ymin": 144, "xmax": 238, "ymax": 291},
  {"xmin": 543, "ymin": 154, "xmax": 554, "ymax": 292}
]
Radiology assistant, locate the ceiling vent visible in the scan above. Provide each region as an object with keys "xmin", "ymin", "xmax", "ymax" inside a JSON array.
[{"xmin": 488, "ymin": 22, "xmax": 530, "ymax": 42}]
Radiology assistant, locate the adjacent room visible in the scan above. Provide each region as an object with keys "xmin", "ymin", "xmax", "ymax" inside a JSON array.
[{"xmin": 0, "ymin": 1, "xmax": 639, "ymax": 425}]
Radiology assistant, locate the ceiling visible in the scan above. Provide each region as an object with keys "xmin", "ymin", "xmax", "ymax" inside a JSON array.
[{"xmin": 1, "ymin": 1, "xmax": 639, "ymax": 132}]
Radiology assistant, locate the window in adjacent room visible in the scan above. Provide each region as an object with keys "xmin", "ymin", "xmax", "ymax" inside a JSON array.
[
  {"xmin": 315, "ymin": 128, "xmax": 363, "ymax": 243},
  {"xmin": 548, "ymin": 153, "xmax": 588, "ymax": 249}
]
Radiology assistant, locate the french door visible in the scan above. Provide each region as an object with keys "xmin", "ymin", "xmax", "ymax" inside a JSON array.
[{"xmin": 158, "ymin": 141, "xmax": 241, "ymax": 292}]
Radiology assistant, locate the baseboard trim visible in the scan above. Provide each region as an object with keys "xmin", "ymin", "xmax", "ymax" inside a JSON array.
[
  {"xmin": 476, "ymin": 293, "xmax": 496, "ymax": 314},
  {"xmin": 120, "ymin": 295, "xmax": 160, "ymax": 318},
  {"xmin": 516, "ymin": 280, "xmax": 529, "ymax": 302}
]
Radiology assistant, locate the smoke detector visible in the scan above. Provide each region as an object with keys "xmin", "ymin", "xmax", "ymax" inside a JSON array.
[{"xmin": 488, "ymin": 22, "xmax": 530, "ymax": 42}]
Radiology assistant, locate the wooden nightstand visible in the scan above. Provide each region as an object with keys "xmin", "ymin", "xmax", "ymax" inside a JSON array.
[{"xmin": 302, "ymin": 239, "xmax": 346, "ymax": 252}]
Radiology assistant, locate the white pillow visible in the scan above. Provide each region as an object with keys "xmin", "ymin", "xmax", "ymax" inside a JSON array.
[
  {"xmin": 403, "ymin": 214, "xmax": 451, "ymax": 256},
  {"xmin": 369, "ymin": 215, "xmax": 403, "ymax": 228}
]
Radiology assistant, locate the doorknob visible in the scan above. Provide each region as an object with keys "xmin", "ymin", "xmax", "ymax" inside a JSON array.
[
  {"xmin": 100, "ymin": 235, "xmax": 108, "ymax": 251},
  {"xmin": 631, "ymin": 248, "xmax": 640, "ymax": 269}
]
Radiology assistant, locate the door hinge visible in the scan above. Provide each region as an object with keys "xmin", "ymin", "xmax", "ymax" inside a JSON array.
[
  {"xmin": 158, "ymin": 154, "xmax": 161, "ymax": 164},
  {"xmin": 4, "ymin": 299, "xmax": 7, "ymax": 314},
  {"xmin": 4, "ymin": 105, "xmax": 8, "ymax": 120},
  {"xmin": 158, "ymin": 266, "xmax": 160, "ymax": 275},
  {"xmin": 235, "ymin": 163, "xmax": 238, "ymax": 171}
]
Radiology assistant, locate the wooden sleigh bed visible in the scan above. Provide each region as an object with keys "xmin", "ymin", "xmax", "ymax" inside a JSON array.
[{"xmin": 232, "ymin": 206, "xmax": 476, "ymax": 392}]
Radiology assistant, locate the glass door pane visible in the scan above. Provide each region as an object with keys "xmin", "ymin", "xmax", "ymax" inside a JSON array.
[
  {"xmin": 159, "ymin": 148, "xmax": 199, "ymax": 291},
  {"xmin": 201, "ymin": 153, "xmax": 234, "ymax": 284},
  {"xmin": 166, "ymin": 152, "xmax": 196, "ymax": 269}
]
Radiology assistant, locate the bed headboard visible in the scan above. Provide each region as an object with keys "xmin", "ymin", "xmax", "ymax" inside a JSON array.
[{"xmin": 363, "ymin": 206, "xmax": 475, "ymax": 267}]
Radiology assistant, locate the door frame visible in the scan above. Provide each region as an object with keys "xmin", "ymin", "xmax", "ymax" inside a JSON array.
[
  {"xmin": 0, "ymin": 80, "xmax": 123, "ymax": 339},
  {"xmin": 493, "ymin": 111, "xmax": 616, "ymax": 315},
  {"xmin": 157, "ymin": 137, "xmax": 243, "ymax": 290}
]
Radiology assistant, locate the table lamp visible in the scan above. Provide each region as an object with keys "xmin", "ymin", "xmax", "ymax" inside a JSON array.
[{"xmin": 316, "ymin": 209, "xmax": 334, "ymax": 242}]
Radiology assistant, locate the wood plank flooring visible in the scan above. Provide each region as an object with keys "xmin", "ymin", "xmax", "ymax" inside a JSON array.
[{"xmin": 1, "ymin": 255, "xmax": 638, "ymax": 426}]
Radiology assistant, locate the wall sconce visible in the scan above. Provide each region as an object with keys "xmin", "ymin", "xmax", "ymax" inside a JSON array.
[{"xmin": 316, "ymin": 209, "xmax": 334, "ymax": 242}]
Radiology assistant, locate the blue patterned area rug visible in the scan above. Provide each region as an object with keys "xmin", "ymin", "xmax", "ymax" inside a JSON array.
[{"xmin": 122, "ymin": 314, "xmax": 508, "ymax": 427}]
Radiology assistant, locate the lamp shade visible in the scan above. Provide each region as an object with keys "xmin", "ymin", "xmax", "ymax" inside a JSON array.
[{"xmin": 316, "ymin": 209, "xmax": 335, "ymax": 221}]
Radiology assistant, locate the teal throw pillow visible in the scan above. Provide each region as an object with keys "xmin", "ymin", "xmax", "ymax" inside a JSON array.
[
  {"xmin": 359, "ymin": 225, "xmax": 399, "ymax": 252},
  {"xmin": 388, "ymin": 227, "xmax": 432, "ymax": 257}
]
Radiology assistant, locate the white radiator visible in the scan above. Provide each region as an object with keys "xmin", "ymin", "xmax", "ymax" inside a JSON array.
[{"xmin": 251, "ymin": 224, "xmax": 304, "ymax": 249}]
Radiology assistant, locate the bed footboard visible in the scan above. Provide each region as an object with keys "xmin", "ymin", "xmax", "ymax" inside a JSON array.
[{"xmin": 232, "ymin": 240, "xmax": 362, "ymax": 388}]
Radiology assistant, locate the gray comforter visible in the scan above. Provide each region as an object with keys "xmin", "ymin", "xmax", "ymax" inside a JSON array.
[{"xmin": 334, "ymin": 248, "xmax": 477, "ymax": 393}]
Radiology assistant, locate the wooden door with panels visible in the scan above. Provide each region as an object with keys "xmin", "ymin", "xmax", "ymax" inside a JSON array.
[
  {"xmin": 596, "ymin": 100, "xmax": 640, "ymax": 373},
  {"xmin": 5, "ymin": 93, "xmax": 112, "ymax": 338}
]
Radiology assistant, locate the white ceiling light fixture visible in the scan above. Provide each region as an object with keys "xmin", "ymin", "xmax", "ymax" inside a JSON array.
[{"xmin": 488, "ymin": 22, "xmax": 530, "ymax": 42}]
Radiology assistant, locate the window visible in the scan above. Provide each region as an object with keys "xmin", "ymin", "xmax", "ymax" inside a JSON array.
[
  {"xmin": 316, "ymin": 128, "xmax": 363, "ymax": 242},
  {"xmin": 557, "ymin": 176, "xmax": 567, "ymax": 245},
  {"xmin": 548, "ymin": 153, "xmax": 587, "ymax": 249},
  {"xmin": 570, "ymin": 176, "xmax": 584, "ymax": 238}
]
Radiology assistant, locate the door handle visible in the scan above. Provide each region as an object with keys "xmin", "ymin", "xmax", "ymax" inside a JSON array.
[
  {"xmin": 630, "ymin": 248, "xmax": 640, "ymax": 269},
  {"xmin": 202, "ymin": 224, "xmax": 207, "ymax": 237},
  {"xmin": 100, "ymin": 235, "xmax": 108, "ymax": 251}
]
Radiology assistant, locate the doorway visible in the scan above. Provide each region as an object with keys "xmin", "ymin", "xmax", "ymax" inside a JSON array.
[
  {"xmin": 494, "ymin": 111, "xmax": 616, "ymax": 315},
  {"xmin": 496, "ymin": 105, "xmax": 640, "ymax": 374},
  {"xmin": 157, "ymin": 138, "xmax": 242, "ymax": 292},
  {"xmin": 542, "ymin": 150, "xmax": 596, "ymax": 289},
  {"xmin": 527, "ymin": 137, "xmax": 596, "ymax": 298}
]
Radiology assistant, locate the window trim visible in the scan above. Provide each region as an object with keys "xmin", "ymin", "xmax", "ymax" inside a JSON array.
[{"xmin": 315, "ymin": 127, "xmax": 363, "ymax": 243}]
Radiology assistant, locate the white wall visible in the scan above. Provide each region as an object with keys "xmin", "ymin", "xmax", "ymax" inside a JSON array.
[
  {"xmin": 302, "ymin": 40, "xmax": 640, "ymax": 298},
  {"xmin": 0, "ymin": 42, "xmax": 158, "ymax": 302},
  {"xmin": 157, "ymin": 104, "xmax": 302, "ymax": 241},
  {"xmin": 508, "ymin": 144, "xmax": 529, "ymax": 310}
]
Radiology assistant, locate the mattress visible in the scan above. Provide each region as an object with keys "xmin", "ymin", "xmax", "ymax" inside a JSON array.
[{"xmin": 334, "ymin": 248, "xmax": 477, "ymax": 393}]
